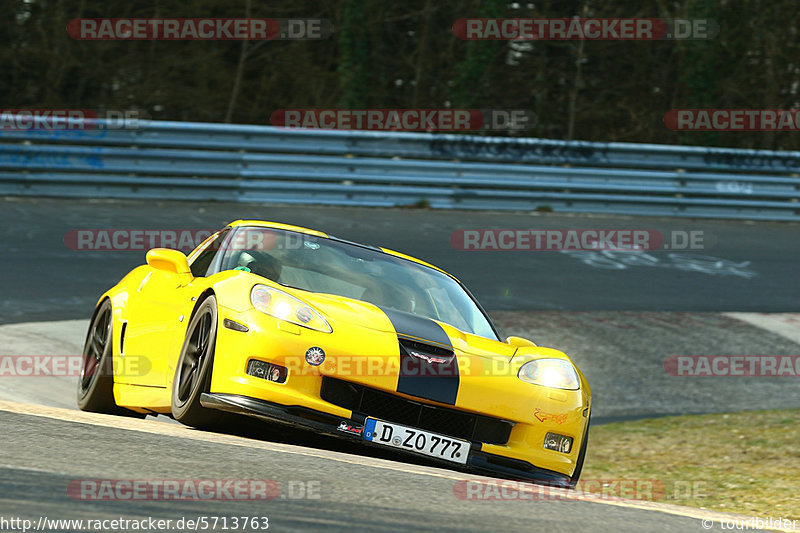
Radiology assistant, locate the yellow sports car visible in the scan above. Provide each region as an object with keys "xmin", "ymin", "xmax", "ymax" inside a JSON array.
[{"xmin": 78, "ymin": 220, "xmax": 591, "ymax": 487}]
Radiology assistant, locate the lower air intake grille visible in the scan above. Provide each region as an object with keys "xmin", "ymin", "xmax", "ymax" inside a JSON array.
[{"xmin": 320, "ymin": 377, "xmax": 513, "ymax": 445}]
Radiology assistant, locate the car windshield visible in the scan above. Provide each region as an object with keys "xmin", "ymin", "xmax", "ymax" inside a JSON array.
[{"xmin": 217, "ymin": 226, "xmax": 498, "ymax": 340}]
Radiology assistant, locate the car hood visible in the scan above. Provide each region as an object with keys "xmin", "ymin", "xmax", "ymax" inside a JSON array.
[{"xmin": 306, "ymin": 292, "xmax": 517, "ymax": 360}]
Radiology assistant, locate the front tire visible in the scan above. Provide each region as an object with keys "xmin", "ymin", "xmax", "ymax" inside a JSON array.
[
  {"xmin": 171, "ymin": 295, "xmax": 223, "ymax": 429},
  {"xmin": 77, "ymin": 299, "xmax": 145, "ymax": 418}
]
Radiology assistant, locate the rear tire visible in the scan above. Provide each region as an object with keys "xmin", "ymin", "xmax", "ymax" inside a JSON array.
[
  {"xmin": 171, "ymin": 296, "xmax": 223, "ymax": 429},
  {"xmin": 77, "ymin": 299, "xmax": 145, "ymax": 418}
]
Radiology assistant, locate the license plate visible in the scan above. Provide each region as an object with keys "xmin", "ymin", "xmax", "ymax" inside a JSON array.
[{"xmin": 363, "ymin": 418, "xmax": 469, "ymax": 465}]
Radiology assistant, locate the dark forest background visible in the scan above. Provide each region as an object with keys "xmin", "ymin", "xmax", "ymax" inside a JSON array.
[{"xmin": 2, "ymin": 0, "xmax": 799, "ymax": 149}]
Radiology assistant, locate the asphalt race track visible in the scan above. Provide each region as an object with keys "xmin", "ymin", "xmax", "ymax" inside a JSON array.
[
  {"xmin": 0, "ymin": 403, "xmax": 775, "ymax": 533},
  {"xmin": 1, "ymin": 196, "xmax": 799, "ymax": 532},
  {"xmin": 1, "ymin": 197, "xmax": 799, "ymax": 324},
  {"xmin": 2, "ymin": 314, "xmax": 800, "ymax": 422}
]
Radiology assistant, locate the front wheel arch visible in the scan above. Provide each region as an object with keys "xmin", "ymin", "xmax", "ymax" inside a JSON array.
[
  {"xmin": 569, "ymin": 413, "xmax": 591, "ymax": 487},
  {"xmin": 171, "ymin": 293, "xmax": 223, "ymax": 428}
]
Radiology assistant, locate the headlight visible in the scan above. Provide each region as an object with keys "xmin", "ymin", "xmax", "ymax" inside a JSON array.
[
  {"xmin": 250, "ymin": 284, "xmax": 332, "ymax": 333},
  {"xmin": 518, "ymin": 358, "xmax": 579, "ymax": 390}
]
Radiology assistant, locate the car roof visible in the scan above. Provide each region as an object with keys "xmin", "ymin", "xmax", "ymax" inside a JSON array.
[{"xmin": 225, "ymin": 219, "xmax": 450, "ymax": 276}]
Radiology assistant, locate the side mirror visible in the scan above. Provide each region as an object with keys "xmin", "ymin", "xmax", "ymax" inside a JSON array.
[
  {"xmin": 506, "ymin": 336, "xmax": 537, "ymax": 348},
  {"xmin": 146, "ymin": 248, "xmax": 192, "ymax": 277}
]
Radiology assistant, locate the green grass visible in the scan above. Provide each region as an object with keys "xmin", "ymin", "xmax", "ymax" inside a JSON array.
[{"xmin": 582, "ymin": 409, "xmax": 800, "ymax": 519}]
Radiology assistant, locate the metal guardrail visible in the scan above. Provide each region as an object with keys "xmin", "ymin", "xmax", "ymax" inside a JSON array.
[{"xmin": 0, "ymin": 119, "xmax": 798, "ymax": 220}]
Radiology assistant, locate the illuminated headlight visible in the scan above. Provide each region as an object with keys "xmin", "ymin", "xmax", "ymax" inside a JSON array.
[
  {"xmin": 250, "ymin": 284, "xmax": 332, "ymax": 333},
  {"xmin": 518, "ymin": 359, "xmax": 580, "ymax": 390},
  {"xmin": 544, "ymin": 432, "xmax": 573, "ymax": 453}
]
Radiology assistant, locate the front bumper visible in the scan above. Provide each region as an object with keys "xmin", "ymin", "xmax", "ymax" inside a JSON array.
[
  {"xmin": 205, "ymin": 305, "xmax": 590, "ymax": 482},
  {"xmin": 200, "ymin": 392, "xmax": 574, "ymax": 487}
]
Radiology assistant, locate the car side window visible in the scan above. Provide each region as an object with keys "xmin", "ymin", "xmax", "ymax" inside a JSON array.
[{"xmin": 189, "ymin": 230, "xmax": 228, "ymax": 277}]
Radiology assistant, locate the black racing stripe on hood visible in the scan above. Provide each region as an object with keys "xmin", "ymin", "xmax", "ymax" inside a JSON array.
[{"xmin": 379, "ymin": 306, "xmax": 459, "ymax": 406}]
